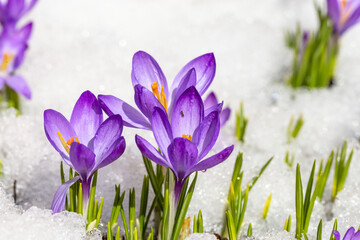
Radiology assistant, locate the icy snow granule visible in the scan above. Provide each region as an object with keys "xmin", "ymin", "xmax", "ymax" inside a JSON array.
[
  {"xmin": 0, "ymin": 186, "xmax": 98, "ymax": 240},
  {"xmin": 186, "ymin": 233, "xmax": 217, "ymax": 240}
]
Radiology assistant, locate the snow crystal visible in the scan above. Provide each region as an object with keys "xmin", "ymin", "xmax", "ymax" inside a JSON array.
[
  {"xmin": 0, "ymin": 185, "xmax": 98, "ymax": 240},
  {"xmin": 186, "ymin": 233, "xmax": 217, "ymax": 240}
]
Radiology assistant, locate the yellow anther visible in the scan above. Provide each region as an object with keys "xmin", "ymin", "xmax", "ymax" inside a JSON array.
[
  {"xmin": 182, "ymin": 134, "xmax": 192, "ymax": 141},
  {"xmin": 66, "ymin": 136, "xmax": 80, "ymax": 145},
  {"xmin": 151, "ymin": 82, "xmax": 160, "ymax": 100},
  {"xmin": 57, "ymin": 131, "xmax": 70, "ymax": 154},
  {"xmin": 160, "ymin": 85, "xmax": 168, "ymax": 113},
  {"xmin": 151, "ymin": 82, "xmax": 168, "ymax": 113},
  {"xmin": 57, "ymin": 131, "xmax": 80, "ymax": 154},
  {"xmin": 0, "ymin": 53, "xmax": 14, "ymax": 72},
  {"xmin": 341, "ymin": 0, "xmax": 347, "ymax": 7}
]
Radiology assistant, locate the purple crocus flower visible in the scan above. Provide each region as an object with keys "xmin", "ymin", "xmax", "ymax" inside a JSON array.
[
  {"xmin": 0, "ymin": 22, "xmax": 32, "ymax": 99},
  {"xmin": 98, "ymin": 51, "xmax": 217, "ymax": 130},
  {"xmin": 333, "ymin": 227, "xmax": 360, "ymax": 240},
  {"xmin": 44, "ymin": 91, "xmax": 126, "ymax": 214},
  {"xmin": 327, "ymin": 0, "xmax": 360, "ymax": 35},
  {"xmin": 135, "ymin": 87, "xmax": 234, "ymax": 202},
  {"xmin": 204, "ymin": 91, "xmax": 231, "ymax": 127},
  {"xmin": 0, "ymin": 0, "xmax": 37, "ymax": 28}
]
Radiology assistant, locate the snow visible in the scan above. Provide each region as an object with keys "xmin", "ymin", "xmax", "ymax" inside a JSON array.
[{"xmin": 1, "ymin": 0, "xmax": 360, "ymax": 239}]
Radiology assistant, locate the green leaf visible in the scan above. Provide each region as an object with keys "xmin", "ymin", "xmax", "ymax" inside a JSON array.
[
  {"xmin": 247, "ymin": 223, "xmax": 252, "ymax": 236},
  {"xmin": 317, "ymin": 219, "xmax": 322, "ymax": 240},
  {"xmin": 248, "ymin": 157, "xmax": 273, "ymax": 192},
  {"xmin": 87, "ymin": 171, "xmax": 98, "ymax": 222},
  {"xmin": 197, "ymin": 210, "xmax": 203, "ymax": 233},
  {"xmin": 262, "ymin": 193, "xmax": 272, "ymax": 219},
  {"xmin": 225, "ymin": 211, "xmax": 237, "ymax": 240},
  {"xmin": 295, "ymin": 164, "xmax": 304, "ymax": 239}
]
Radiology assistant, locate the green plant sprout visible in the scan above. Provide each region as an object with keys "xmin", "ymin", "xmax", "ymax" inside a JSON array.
[
  {"xmin": 330, "ymin": 219, "xmax": 338, "ymax": 240},
  {"xmin": 284, "ymin": 215, "xmax": 291, "ymax": 232},
  {"xmin": 108, "ymin": 184, "xmax": 125, "ymax": 236},
  {"xmin": 332, "ymin": 141, "xmax": 353, "ymax": 202},
  {"xmin": 193, "ymin": 210, "xmax": 203, "ymax": 234},
  {"xmin": 295, "ymin": 162, "xmax": 319, "ymax": 239},
  {"xmin": 235, "ymin": 101, "xmax": 248, "ymax": 143},
  {"xmin": 262, "ymin": 193, "xmax": 272, "ymax": 220},
  {"xmin": 316, "ymin": 151, "xmax": 334, "ymax": 200},
  {"xmin": 222, "ymin": 152, "xmax": 273, "ymax": 238},
  {"xmin": 59, "ymin": 162, "xmax": 103, "ymax": 231},
  {"xmin": 247, "ymin": 223, "xmax": 252, "ymax": 236},
  {"xmin": 317, "ymin": 219, "xmax": 322, "ymax": 240},
  {"xmin": 285, "ymin": 3, "xmax": 338, "ymax": 88},
  {"xmin": 284, "ymin": 151, "xmax": 295, "ymax": 168},
  {"xmin": 287, "ymin": 114, "xmax": 304, "ymax": 144}
]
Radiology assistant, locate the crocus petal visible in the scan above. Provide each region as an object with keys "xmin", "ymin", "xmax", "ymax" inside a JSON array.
[
  {"xmin": 344, "ymin": 227, "xmax": 355, "ymax": 240},
  {"xmin": 6, "ymin": 0, "xmax": 25, "ymax": 20},
  {"xmin": 169, "ymin": 68, "xmax": 196, "ymax": 110},
  {"xmin": 90, "ymin": 137, "xmax": 125, "ymax": 177},
  {"xmin": 167, "ymin": 137, "xmax": 198, "ymax": 180},
  {"xmin": 172, "ymin": 53, "xmax": 216, "ymax": 96},
  {"xmin": 332, "ymin": 231, "xmax": 340, "ymax": 240},
  {"xmin": 151, "ymin": 107, "xmax": 173, "ymax": 159},
  {"xmin": 69, "ymin": 142, "xmax": 95, "ymax": 181},
  {"xmin": 220, "ymin": 108, "xmax": 231, "ymax": 127},
  {"xmin": 203, "ymin": 92, "xmax": 218, "ymax": 109},
  {"xmin": 204, "ymin": 102, "xmax": 223, "ymax": 117},
  {"xmin": 353, "ymin": 230, "xmax": 360, "ymax": 239},
  {"xmin": 187, "ymin": 145, "xmax": 234, "ymax": 176},
  {"xmin": 51, "ymin": 176, "xmax": 80, "ymax": 214},
  {"xmin": 134, "ymin": 84, "xmax": 167, "ymax": 119},
  {"xmin": 44, "ymin": 109, "xmax": 76, "ymax": 165},
  {"xmin": 13, "ymin": 45, "xmax": 26, "ymax": 69},
  {"xmin": 341, "ymin": 7, "xmax": 360, "ymax": 34},
  {"xmin": 5, "ymin": 75, "xmax": 31, "ymax": 99},
  {"xmin": 70, "ymin": 90, "xmax": 103, "ymax": 144},
  {"xmin": 16, "ymin": 21, "xmax": 32, "ymax": 41},
  {"xmin": 135, "ymin": 134, "xmax": 171, "ymax": 168},
  {"xmin": 171, "ymin": 86, "xmax": 204, "ymax": 138},
  {"xmin": 131, "ymin": 51, "xmax": 169, "ymax": 98},
  {"xmin": 327, "ymin": 0, "xmax": 340, "ymax": 25},
  {"xmin": 98, "ymin": 94, "xmax": 151, "ymax": 130},
  {"xmin": 91, "ymin": 115, "xmax": 125, "ymax": 174},
  {"xmin": 193, "ymin": 111, "xmax": 220, "ymax": 159}
]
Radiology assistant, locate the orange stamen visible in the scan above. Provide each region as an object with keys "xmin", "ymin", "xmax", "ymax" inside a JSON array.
[
  {"xmin": 151, "ymin": 82, "xmax": 160, "ymax": 100},
  {"xmin": 57, "ymin": 131, "xmax": 80, "ymax": 154},
  {"xmin": 66, "ymin": 136, "xmax": 80, "ymax": 145},
  {"xmin": 0, "ymin": 53, "xmax": 14, "ymax": 72},
  {"xmin": 151, "ymin": 82, "xmax": 168, "ymax": 113},
  {"xmin": 57, "ymin": 131, "xmax": 70, "ymax": 154},
  {"xmin": 182, "ymin": 134, "xmax": 192, "ymax": 141}
]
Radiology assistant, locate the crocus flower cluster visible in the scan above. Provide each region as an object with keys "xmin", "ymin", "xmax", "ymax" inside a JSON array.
[
  {"xmin": 0, "ymin": 0, "xmax": 37, "ymax": 100},
  {"xmin": 333, "ymin": 227, "xmax": 360, "ymax": 240},
  {"xmin": 44, "ymin": 91, "xmax": 126, "ymax": 214},
  {"xmin": 45, "ymin": 51, "xmax": 233, "ymax": 222},
  {"xmin": 327, "ymin": 0, "xmax": 360, "ymax": 35}
]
